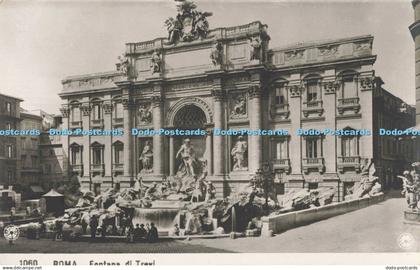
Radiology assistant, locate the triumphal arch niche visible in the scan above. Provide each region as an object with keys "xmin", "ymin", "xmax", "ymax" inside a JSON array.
[{"xmin": 117, "ymin": 0, "xmax": 271, "ymax": 196}]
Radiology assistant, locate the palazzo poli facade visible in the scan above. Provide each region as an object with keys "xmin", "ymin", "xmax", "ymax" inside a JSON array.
[{"xmin": 59, "ymin": 3, "xmax": 415, "ymax": 201}]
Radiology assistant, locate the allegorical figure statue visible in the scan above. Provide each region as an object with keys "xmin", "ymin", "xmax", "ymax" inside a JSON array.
[
  {"xmin": 210, "ymin": 42, "xmax": 223, "ymax": 67},
  {"xmin": 231, "ymin": 136, "xmax": 248, "ymax": 171},
  {"xmin": 399, "ymin": 169, "xmax": 420, "ymax": 210},
  {"xmin": 138, "ymin": 105, "xmax": 152, "ymax": 124},
  {"xmin": 176, "ymin": 138, "xmax": 198, "ymax": 177},
  {"xmin": 139, "ymin": 141, "xmax": 153, "ymax": 173},
  {"xmin": 231, "ymin": 96, "xmax": 246, "ymax": 117},
  {"xmin": 116, "ymin": 55, "xmax": 130, "ymax": 76},
  {"xmin": 150, "ymin": 51, "xmax": 162, "ymax": 74},
  {"xmin": 249, "ymin": 36, "xmax": 262, "ymax": 61}
]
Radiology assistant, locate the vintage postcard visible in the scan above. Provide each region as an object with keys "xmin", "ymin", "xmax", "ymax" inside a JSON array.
[{"xmin": 0, "ymin": 0, "xmax": 419, "ymax": 267}]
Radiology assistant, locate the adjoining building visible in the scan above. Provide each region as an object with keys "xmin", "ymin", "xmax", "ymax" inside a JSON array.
[
  {"xmin": 0, "ymin": 93, "xmax": 22, "ymax": 188},
  {"xmin": 59, "ymin": 3, "xmax": 414, "ymax": 201}
]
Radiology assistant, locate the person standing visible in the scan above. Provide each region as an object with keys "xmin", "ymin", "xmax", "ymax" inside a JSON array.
[
  {"xmin": 147, "ymin": 223, "xmax": 159, "ymax": 243},
  {"xmin": 90, "ymin": 215, "xmax": 98, "ymax": 240}
]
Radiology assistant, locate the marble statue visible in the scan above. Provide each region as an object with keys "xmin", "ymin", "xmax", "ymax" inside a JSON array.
[
  {"xmin": 176, "ymin": 138, "xmax": 199, "ymax": 177},
  {"xmin": 116, "ymin": 55, "xmax": 130, "ymax": 76},
  {"xmin": 231, "ymin": 136, "xmax": 248, "ymax": 170},
  {"xmin": 210, "ymin": 42, "xmax": 223, "ymax": 67},
  {"xmin": 231, "ymin": 95, "xmax": 246, "ymax": 117},
  {"xmin": 138, "ymin": 105, "xmax": 152, "ymax": 124},
  {"xmin": 139, "ymin": 141, "xmax": 153, "ymax": 173},
  {"xmin": 399, "ymin": 168, "xmax": 420, "ymax": 210},
  {"xmin": 249, "ymin": 36, "xmax": 262, "ymax": 61},
  {"xmin": 150, "ymin": 51, "xmax": 162, "ymax": 74}
]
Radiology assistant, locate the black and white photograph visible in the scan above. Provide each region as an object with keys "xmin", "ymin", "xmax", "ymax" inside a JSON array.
[{"xmin": 0, "ymin": 0, "xmax": 419, "ymax": 266}]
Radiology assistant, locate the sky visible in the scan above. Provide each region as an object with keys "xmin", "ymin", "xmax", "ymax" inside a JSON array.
[{"xmin": 0, "ymin": 0, "xmax": 415, "ymax": 114}]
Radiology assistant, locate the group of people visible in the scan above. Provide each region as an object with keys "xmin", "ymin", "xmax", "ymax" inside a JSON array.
[
  {"xmin": 127, "ymin": 223, "xmax": 159, "ymax": 243},
  {"xmin": 398, "ymin": 163, "xmax": 420, "ymax": 210}
]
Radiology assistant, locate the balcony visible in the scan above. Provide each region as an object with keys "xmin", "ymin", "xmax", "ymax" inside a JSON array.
[
  {"xmin": 113, "ymin": 117, "xmax": 124, "ymax": 127},
  {"xmin": 337, "ymin": 156, "xmax": 361, "ymax": 173},
  {"xmin": 112, "ymin": 163, "xmax": 124, "ymax": 176},
  {"xmin": 270, "ymin": 104, "xmax": 290, "ymax": 119},
  {"xmin": 90, "ymin": 164, "xmax": 105, "ymax": 176},
  {"xmin": 70, "ymin": 164, "xmax": 84, "ymax": 176},
  {"xmin": 337, "ymin": 97, "xmax": 360, "ymax": 114},
  {"xmin": 272, "ymin": 158, "xmax": 290, "ymax": 173},
  {"xmin": 91, "ymin": 119, "xmax": 104, "ymax": 129},
  {"xmin": 303, "ymin": 100, "xmax": 323, "ymax": 117},
  {"xmin": 303, "ymin": 157, "xmax": 325, "ymax": 174},
  {"xmin": 70, "ymin": 121, "xmax": 82, "ymax": 129}
]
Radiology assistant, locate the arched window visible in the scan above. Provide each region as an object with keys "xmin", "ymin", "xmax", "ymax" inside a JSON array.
[
  {"xmin": 114, "ymin": 102, "xmax": 123, "ymax": 119},
  {"xmin": 91, "ymin": 142, "xmax": 104, "ymax": 165},
  {"xmin": 113, "ymin": 141, "xmax": 124, "ymax": 164},
  {"xmin": 340, "ymin": 127, "xmax": 359, "ymax": 157},
  {"xmin": 70, "ymin": 143, "xmax": 82, "ymax": 165}
]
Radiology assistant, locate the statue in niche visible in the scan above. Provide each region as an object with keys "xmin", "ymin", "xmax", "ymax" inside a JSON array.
[
  {"xmin": 210, "ymin": 42, "xmax": 223, "ymax": 67},
  {"xmin": 116, "ymin": 55, "xmax": 130, "ymax": 76},
  {"xmin": 139, "ymin": 141, "xmax": 153, "ymax": 173},
  {"xmin": 176, "ymin": 138, "xmax": 199, "ymax": 177},
  {"xmin": 138, "ymin": 105, "xmax": 152, "ymax": 124},
  {"xmin": 150, "ymin": 51, "xmax": 162, "ymax": 74},
  {"xmin": 231, "ymin": 95, "xmax": 246, "ymax": 117},
  {"xmin": 249, "ymin": 36, "xmax": 262, "ymax": 61},
  {"xmin": 231, "ymin": 136, "xmax": 248, "ymax": 171}
]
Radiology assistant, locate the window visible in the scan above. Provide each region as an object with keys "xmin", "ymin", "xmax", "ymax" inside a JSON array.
[
  {"xmin": 91, "ymin": 143, "xmax": 104, "ymax": 165},
  {"xmin": 31, "ymin": 156, "xmax": 38, "ymax": 167},
  {"xmin": 113, "ymin": 142, "xmax": 124, "ymax": 164},
  {"xmin": 7, "ymin": 170, "xmax": 13, "ymax": 184},
  {"xmin": 71, "ymin": 106, "xmax": 80, "ymax": 122},
  {"xmin": 273, "ymin": 138, "xmax": 288, "ymax": 160},
  {"xmin": 307, "ymin": 81, "xmax": 319, "ymax": 102},
  {"xmin": 5, "ymin": 122, "xmax": 11, "ymax": 130},
  {"xmin": 6, "ymin": 145, "xmax": 13, "ymax": 158},
  {"xmin": 342, "ymin": 78, "xmax": 357, "ymax": 99},
  {"xmin": 114, "ymin": 102, "xmax": 123, "ymax": 118},
  {"xmin": 341, "ymin": 136, "xmax": 358, "ymax": 157},
  {"xmin": 274, "ymin": 86, "xmax": 287, "ymax": 105},
  {"xmin": 6, "ymin": 102, "xmax": 11, "ymax": 113},
  {"xmin": 306, "ymin": 137, "xmax": 321, "ymax": 158},
  {"xmin": 92, "ymin": 104, "xmax": 102, "ymax": 120},
  {"xmin": 70, "ymin": 144, "xmax": 82, "ymax": 165}
]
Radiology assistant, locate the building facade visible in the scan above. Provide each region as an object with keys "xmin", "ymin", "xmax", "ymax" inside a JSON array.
[
  {"xmin": 59, "ymin": 13, "xmax": 414, "ymax": 200},
  {"xmin": 410, "ymin": 0, "xmax": 420, "ymax": 124},
  {"xmin": 0, "ymin": 93, "xmax": 22, "ymax": 187}
]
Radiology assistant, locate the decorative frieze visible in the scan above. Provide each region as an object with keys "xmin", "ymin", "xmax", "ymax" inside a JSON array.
[
  {"xmin": 323, "ymin": 80, "xmax": 339, "ymax": 94},
  {"xmin": 359, "ymin": 77, "xmax": 375, "ymax": 90},
  {"xmin": 287, "ymin": 85, "xmax": 303, "ymax": 98},
  {"xmin": 60, "ymin": 107, "xmax": 70, "ymax": 118},
  {"xmin": 247, "ymin": 85, "xmax": 262, "ymax": 99},
  {"xmin": 318, "ymin": 45, "xmax": 338, "ymax": 57},
  {"xmin": 284, "ymin": 49, "xmax": 305, "ymax": 61}
]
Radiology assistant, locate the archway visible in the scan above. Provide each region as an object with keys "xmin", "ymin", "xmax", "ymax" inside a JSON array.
[{"xmin": 172, "ymin": 105, "xmax": 207, "ymax": 173}]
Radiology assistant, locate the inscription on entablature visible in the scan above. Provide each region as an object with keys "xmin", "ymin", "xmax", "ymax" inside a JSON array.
[{"xmin": 168, "ymin": 79, "xmax": 212, "ymax": 91}]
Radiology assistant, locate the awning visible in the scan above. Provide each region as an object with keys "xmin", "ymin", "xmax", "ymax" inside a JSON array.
[
  {"xmin": 30, "ymin": 185, "xmax": 44, "ymax": 193},
  {"xmin": 42, "ymin": 189, "xmax": 64, "ymax": 197}
]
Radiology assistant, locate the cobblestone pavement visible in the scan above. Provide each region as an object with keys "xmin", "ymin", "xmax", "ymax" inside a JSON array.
[
  {"xmin": 0, "ymin": 238, "xmax": 232, "ymax": 253},
  {"xmin": 192, "ymin": 196, "xmax": 420, "ymax": 253}
]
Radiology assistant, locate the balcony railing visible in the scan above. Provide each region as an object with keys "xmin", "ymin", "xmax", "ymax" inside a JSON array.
[
  {"xmin": 70, "ymin": 164, "xmax": 83, "ymax": 176},
  {"xmin": 337, "ymin": 97, "xmax": 360, "ymax": 114},
  {"xmin": 112, "ymin": 163, "xmax": 124, "ymax": 172},
  {"xmin": 271, "ymin": 104, "xmax": 290, "ymax": 119},
  {"xmin": 303, "ymin": 157, "xmax": 325, "ymax": 173},
  {"xmin": 113, "ymin": 118, "xmax": 124, "ymax": 127},
  {"xmin": 90, "ymin": 163, "xmax": 105, "ymax": 176},
  {"xmin": 272, "ymin": 158, "xmax": 290, "ymax": 173},
  {"xmin": 337, "ymin": 156, "xmax": 361, "ymax": 173},
  {"xmin": 91, "ymin": 119, "xmax": 104, "ymax": 128},
  {"xmin": 70, "ymin": 121, "xmax": 82, "ymax": 129},
  {"xmin": 302, "ymin": 100, "xmax": 323, "ymax": 117}
]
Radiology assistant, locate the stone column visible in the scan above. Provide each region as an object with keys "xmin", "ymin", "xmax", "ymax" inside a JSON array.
[
  {"xmin": 81, "ymin": 102, "xmax": 91, "ymax": 179},
  {"xmin": 103, "ymin": 102, "xmax": 113, "ymax": 177},
  {"xmin": 152, "ymin": 95, "xmax": 164, "ymax": 177},
  {"xmin": 248, "ymin": 85, "xmax": 263, "ymax": 174},
  {"xmin": 288, "ymin": 81, "xmax": 303, "ymax": 175},
  {"xmin": 205, "ymin": 129, "xmax": 213, "ymax": 176},
  {"xmin": 322, "ymin": 77, "xmax": 339, "ymax": 173},
  {"xmin": 122, "ymin": 98, "xmax": 132, "ymax": 178},
  {"xmin": 212, "ymin": 86, "xmax": 225, "ymax": 176},
  {"xmin": 169, "ymin": 135, "xmax": 175, "ymax": 176},
  {"xmin": 59, "ymin": 105, "xmax": 70, "ymax": 178}
]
